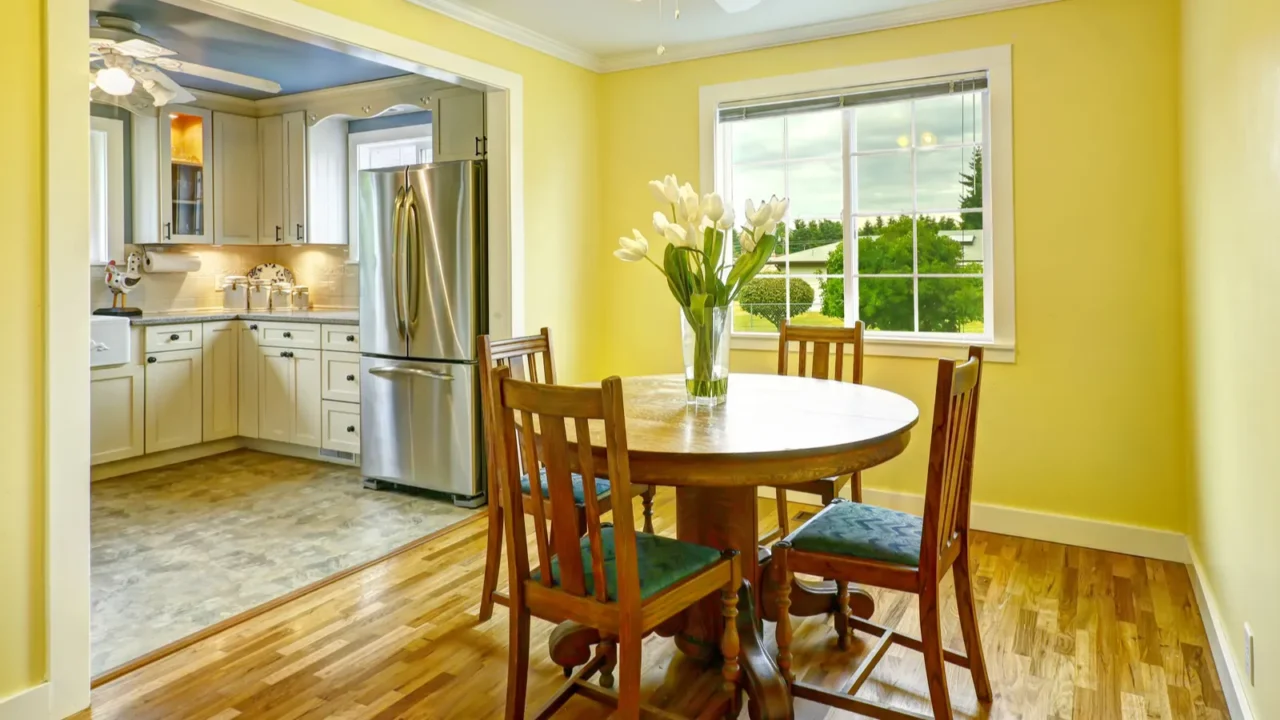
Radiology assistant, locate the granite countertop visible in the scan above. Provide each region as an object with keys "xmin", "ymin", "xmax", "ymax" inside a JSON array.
[{"xmin": 129, "ymin": 308, "xmax": 359, "ymax": 326}]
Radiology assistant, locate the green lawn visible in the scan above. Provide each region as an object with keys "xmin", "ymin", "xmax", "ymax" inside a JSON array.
[{"xmin": 733, "ymin": 305, "xmax": 986, "ymax": 335}]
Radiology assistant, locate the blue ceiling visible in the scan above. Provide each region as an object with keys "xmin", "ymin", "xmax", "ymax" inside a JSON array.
[{"xmin": 90, "ymin": 0, "xmax": 408, "ymax": 100}]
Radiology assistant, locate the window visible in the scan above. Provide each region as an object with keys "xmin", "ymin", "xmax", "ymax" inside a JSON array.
[
  {"xmin": 702, "ymin": 47, "xmax": 1014, "ymax": 360},
  {"xmin": 346, "ymin": 123, "xmax": 433, "ymax": 261},
  {"xmin": 89, "ymin": 115, "xmax": 126, "ymax": 265}
]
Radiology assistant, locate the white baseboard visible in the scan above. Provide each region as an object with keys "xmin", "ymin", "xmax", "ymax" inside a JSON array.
[
  {"xmin": 0, "ymin": 683, "xmax": 49, "ymax": 720},
  {"xmin": 1187, "ymin": 545, "xmax": 1255, "ymax": 720},
  {"xmin": 763, "ymin": 487, "xmax": 1191, "ymax": 563},
  {"xmin": 91, "ymin": 437, "xmax": 359, "ymax": 482},
  {"xmin": 243, "ymin": 438, "xmax": 359, "ymax": 467}
]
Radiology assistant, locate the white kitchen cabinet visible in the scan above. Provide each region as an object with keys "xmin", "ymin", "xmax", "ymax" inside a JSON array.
[
  {"xmin": 158, "ymin": 105, "xmax": 214, "ymax": 244},
  {"xmin": 321, "ymin": 325, "xmax": 359, "ymax": 352},
  {"xmin": 283, "ymin": 111, "xmax": 308, "ymax": 243},
  {"xmin": 321, "ymin": 350, "xmax": 360, "ymax": 403},
  {"xmin": 213, "ymin": 112, "xmax": 260, "ymax": 245},
  {"xmin": 321, "ymin": 400, "xmax": 361, "ymax": 455},
  {"xmin": 433, "ymin": 92, "xmax": 485, "ymax": 162},
  {"xmin": 145, "ymin": 322, "xmax": 202, "ymax": 353},
  {"xmin": 238, "ymin": 321, "xmax": 261, "ymax": 438},
  {"xmin": 258, "ymin": 115, "xmax": 285, "ymax": 244},
  {"xmin": 258, "ymin": 345, "xmax": 321, "ymax": 447},
  {"xmin": 144, "ymin": 348, "xmax": 203, "ymax": 453},
  {"xmin": 306, "ymin": 116, "xmax": 347, "ymax": 245},
  {"xmin": 202, "ymin": 321, "xmax": 239, "ymax": 442},
  {"xmin": 259, "ymin": 321, "xmax": 320, "ymax": 349},
  {"xmin": 90, "ymin": 364, "xmax": 144, "ymax": 465}
]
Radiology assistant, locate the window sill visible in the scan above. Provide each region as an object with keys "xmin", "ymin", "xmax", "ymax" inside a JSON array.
[{"xmin": 731, "ymin": 332, "xmax": 1016, "ymax": 363}]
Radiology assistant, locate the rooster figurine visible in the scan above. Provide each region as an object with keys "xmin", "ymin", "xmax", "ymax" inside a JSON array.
[{"xmin": 96, "ymin": 251, "xmax": 144, "ymax": 317}]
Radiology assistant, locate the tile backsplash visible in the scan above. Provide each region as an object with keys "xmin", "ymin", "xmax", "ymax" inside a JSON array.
[{"xmin": 89, "ymin": 245, "xmax": 358, "ymax": 313}]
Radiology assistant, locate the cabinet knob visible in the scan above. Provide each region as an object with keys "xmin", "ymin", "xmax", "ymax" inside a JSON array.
[
  {"xmin": 280, "ymin": 350, "xmax": 293, "ymax": 358},
  {"xmin": 346, "ymin": 334, "xmax": 355, "ymax": 342},
  {"xmin": 169, "ymin": 333, "xmax": 180, "ymax": 341},
  {"xmin": 283, "ymin": 331, "xmax": 292, "ymax": 339},
  {"xmin": 147, "ymin": 356, "xmax": 157, "ymax": 364},
  {"xmin": 346, "ymin": 374, "xmax": 356, "ymax": 382},
  {"xmin": 346, "ymin": 425, "xmax": 356, "ymax": 433},
  {"xmin": 249, "ymin": 324, "xmax": 258, "ymax": 330}
]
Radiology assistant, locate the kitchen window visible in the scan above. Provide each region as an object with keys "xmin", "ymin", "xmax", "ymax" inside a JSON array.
[
  {"xmin": 702, "ymin": 47, "xmax": 1015, "ymax": 361},
  {"xmin": 90, "ymin": 115, "xmax": 127, "ymax": 266},
  {"xmin": 347, "ymin": 122, "xmax": 433, "ymax": 262}
]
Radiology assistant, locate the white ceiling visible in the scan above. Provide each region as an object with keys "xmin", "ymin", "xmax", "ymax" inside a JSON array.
[{"xmin": 407, "ymin": 0, "xmax": 1056, "ymax": 71}]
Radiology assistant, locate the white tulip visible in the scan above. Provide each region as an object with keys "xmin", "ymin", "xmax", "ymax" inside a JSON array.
[
  {"xmin": 663, "ymin": 175, "xmax": 680, "ymax": 203},
  {"xmin": 740, "ymin": 229, "xmax": 758, "ymax": 254},
  {"xmin": 745, "ymin": 198, "xmax": 774, "ymax": 228},
  {"xmin": 663, "ymin": 223, "xmax": 696, "ymax": 249},
  {"xmin": 649, "ymin": 180, "xmax": 671, "ymax": 206},
  {"xmin": 701, "ymin": 193, "xmax": 725, "ymax": 224},
  {"xmin": 676, "ymin": 184, "xmax": 702, "ymax": 226},
  {"xmin": 718, "ymin": 205, "xmax": 736, "ymax": 230},
  {"xmin": 769, "ymin": 197, "xmax": 790, "ymax": 223},
  {"xmin": 653, "ymin": 211, "xmax": 672, "ymax": 235},
  {"xmin": 614, "ymin": 229, "xmax": 650, "ymax": 262}
]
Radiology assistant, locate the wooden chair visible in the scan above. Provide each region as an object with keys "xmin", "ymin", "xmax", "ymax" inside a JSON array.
[
  {"xmin": 773, "ymin": 347, "xmax": 992, "ymax": 720},
  {"xmin": 477, "ymin": 328, "xmax": 657, "ymax": 622},
  {"xmin": 770, "ymin": 321, "xmax": 866, "ymax": 540},
  {"xmin": 491, "ymin": 369, "xmax": 743, "ymax": 719}
]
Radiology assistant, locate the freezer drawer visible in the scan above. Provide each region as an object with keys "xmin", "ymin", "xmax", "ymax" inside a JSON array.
[{"xmin": 360, "ymin": 356, "xmax": 481, "ymax": 497}]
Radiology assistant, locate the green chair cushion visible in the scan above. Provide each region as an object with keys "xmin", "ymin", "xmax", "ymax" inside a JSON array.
[
  {"xmin": 520, "ymin": 469, "xmax": 613, "ymax": 506},
  {"xmin": 534, "ymin": 526, "xmax": 722, "ymax": 601},
  {"xmin": 790, "ymin": 501, "xmax": 923, "ymax": 567}
]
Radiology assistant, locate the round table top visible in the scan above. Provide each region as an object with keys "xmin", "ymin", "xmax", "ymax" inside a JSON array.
[{"xmin": 567, "ymin": 374, "xmax": 920, "ymax": 487}]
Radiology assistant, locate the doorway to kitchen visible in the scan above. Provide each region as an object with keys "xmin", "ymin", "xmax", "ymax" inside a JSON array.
[{"xmin": 62, "ymin": 0, "xmax": 523, "ymax": 699}]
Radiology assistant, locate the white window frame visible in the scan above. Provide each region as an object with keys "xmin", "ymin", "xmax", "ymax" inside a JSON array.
[
  {"xmin": 346, "ymin": 123, "xmax": 433, "ymax": 262},
  {"xmin": 700, "ymin": 46, "xmax": 1015, "ymax": 362},
  {"xmin": 89, "ymin": 115, "xmax": 126, "ymax": 266}
]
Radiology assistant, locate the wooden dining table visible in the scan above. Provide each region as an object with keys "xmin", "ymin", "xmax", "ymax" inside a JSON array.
[{"xmin": 545, "ymin": 373, "xmax": 920, "ymax": 720}]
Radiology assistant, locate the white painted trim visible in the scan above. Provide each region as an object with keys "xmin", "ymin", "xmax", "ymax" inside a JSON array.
[
  {"xmin": 0, "ymin": 684, "xmax": 50, "ymax": 720},
  {"xmin": 47, "ymin": 0, "xmax": 93, "ymax": 715},
  {"xmin": 731, "ymin": 333, "xmax": 1016, "ymax": 363},
  {"xmin": 1188, "ymin": 545, "xmax": 1257, "ymax": 720},
  {"xmin": 49, "ymin": 0, "xmax": 526, "ymax": 713},
  {"xmin": 602, "ymin": 0, "xmax": 1057, "ymax": 72},
  {"xmin": 399, "ymin": 0, "xmax": 1061, "ymax": 74},
  {"xmin": 762, "ymin": 487, "xmax": 1191, "ymax": 563},
  {"xmin": 89, "ymin": 115, "xmax": 126, "ymax": 266},
  {"xmin": 701, "ymin": 46, "xmax": 1016, "ymax": 360},
  {"xmin": 404, "ymin": 0, "xmax": 603, "ymax": 72}
]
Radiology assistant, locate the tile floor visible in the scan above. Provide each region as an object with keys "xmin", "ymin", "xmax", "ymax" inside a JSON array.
[{"xmin": 90, "ymin": 449, "xmax": 478, "ymax": 675}]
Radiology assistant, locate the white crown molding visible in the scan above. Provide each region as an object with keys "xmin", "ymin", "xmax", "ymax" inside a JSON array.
[
  {"xmin": 601, "ymin": 0, "xmax": 1061, "ymax": 72},
  {"xmin": 405, "ymin": 0, "xmax": 604, "ymax": 72},
  {"xmin": 402, "ymin": 0, "xmax": 1061, "ymax": 74}
]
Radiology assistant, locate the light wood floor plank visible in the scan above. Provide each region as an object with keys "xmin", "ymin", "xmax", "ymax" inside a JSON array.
[{"xmin": 77, "ymin": 489, "xmax": 1228, "ymax": 719}]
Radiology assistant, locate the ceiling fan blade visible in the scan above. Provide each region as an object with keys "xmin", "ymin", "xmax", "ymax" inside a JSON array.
[
  {"xmin": 134, "ymin": 67, "xmax": 197, "ymax": 106},
  {"xmin": 143, "ymin": 57, "xmax": 281, "ymax": 94},
  {"xmin": 115, "ymin": 37, "xmax": 176, "ymax": 59}
]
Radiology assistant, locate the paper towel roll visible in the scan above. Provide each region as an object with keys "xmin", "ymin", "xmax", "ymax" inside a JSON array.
[{"xmin": 144, "ymin": 251, "xmax": 201, "ymax": 273}]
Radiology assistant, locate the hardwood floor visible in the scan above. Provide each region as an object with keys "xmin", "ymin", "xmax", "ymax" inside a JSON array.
[{"xmin": 78, "ymin": 490, "xmax": 1228, "ymax": 719}]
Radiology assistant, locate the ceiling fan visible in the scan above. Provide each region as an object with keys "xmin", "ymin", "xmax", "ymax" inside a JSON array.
[{"xmin": 89, "ymin": 13, "xmax": 283, "ymax": 114}]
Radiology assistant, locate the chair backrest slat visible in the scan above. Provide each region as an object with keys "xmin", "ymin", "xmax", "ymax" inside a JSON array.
[
  {"xmin": 493, "ymin": 372, "xmax": 640, "ymax": 611},
  {"xmin": 517, "ymin": 407, "xmax": 554, "ymax": 586},
  {"xmin": 479, "ymin": 328, "xmax": 558, "ymax": 494},
  {"xmin": 777, "ymin": 322, "xmax": 865, "ymax": 384},
  {"xmin": 921, "ymin": 347, "xmax": 984, "ymax": 573}
]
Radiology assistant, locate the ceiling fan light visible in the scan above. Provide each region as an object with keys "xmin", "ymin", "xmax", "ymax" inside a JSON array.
[
  {"xmin": 95, "ymin": 66, "xmax": 135, "ymax": 96},
  {"xmin": 714, "ymin": 0, "xmax": 763, "ymax": 12}
]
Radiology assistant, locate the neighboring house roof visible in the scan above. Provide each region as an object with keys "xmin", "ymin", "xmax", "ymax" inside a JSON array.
[{"xmin": 767, "ymin": 241, "xmax": 841, "ymax": 267}]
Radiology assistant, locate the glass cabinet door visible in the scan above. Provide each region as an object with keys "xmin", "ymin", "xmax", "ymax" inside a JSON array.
[{"xmin": 159, "ymin": 106, "xmax": 214, "ymax": 244}]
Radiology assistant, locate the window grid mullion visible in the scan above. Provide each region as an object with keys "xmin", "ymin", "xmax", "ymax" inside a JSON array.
[
  {"xmin": 844, "ymin": 107, "xmax": 858, "ymax": 329},
  {"xmin": 910, "ymin": 100, "xmax": 920, "ymax": 333},
  {"xmin": 782, "ymin": 117, "xmax": 791, "ymax": 324}
]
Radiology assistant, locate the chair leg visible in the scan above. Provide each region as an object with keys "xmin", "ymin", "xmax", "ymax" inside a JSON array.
[
  {"xmin": 850, "ymin": 472, "xmax": 862, "ymax": 503},
  {"xmin": 617, "ymin": 621, "xmax": 643, "ymax": 720},
  {"xmin": 834, "ymin": 579, "xmax": 852, "ymax": 651},
  {"xmin": 506, "ymin": 604, "xmax": 531, "ymax": 720},
  {"xmin": 775, "ymin": 488, "xmax": 790, "ymax": 538},
  {"xmin": 641, "ymin": 486, "xmax": 656, "ymax": 534},
  {"xmin": 919, "ymin": 586, "xmax": 954, "ymax": 720},
  {"xmin": 953, "ymin": 543, "xmax": 993, "ymax": 703},
  {"xmin": 720, "ymin": 550, "xmax": 743, "ymax": 718},
  {"xmin": 772, "ymin": 542, "xmax": 793, "ymax": 683},
  {"xmin": 478, "ymin": 500, "xmax": 504, "ymax": 622},
  {"xmin": 598, "ymin": 638, "xmax": 617, "ymax": 689}
]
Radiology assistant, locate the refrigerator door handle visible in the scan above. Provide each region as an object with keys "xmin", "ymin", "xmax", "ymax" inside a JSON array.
[
  {"xmin": 405, "ymin": 190, "xmax": 422, "ymax": 334},
  {"xmin": 392, "ymin": 186, "xmax": 408, "ymax": 339},
  {"xmin": 368, "ymin": 365, "xmax": 454, "ymax": 382}
]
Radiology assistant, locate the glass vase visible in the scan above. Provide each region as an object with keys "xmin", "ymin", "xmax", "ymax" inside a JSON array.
[{"xmin": 680, "ymin": 304, "xmax": 731, "ymax": 407}]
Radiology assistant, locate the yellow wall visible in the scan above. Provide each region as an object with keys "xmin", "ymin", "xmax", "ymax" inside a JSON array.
[
  {"xmin": 1181, "ymin": 0, "xmax": 1279, "ymax": 715},
  {"xmin": 0, "ymin": 0, "xmax": 46, "ymax": 700},
  {"xmin": 597, "ymin": 0, "xmax": 1189, "ymax": 531},
  {"xmin": 298, "ymin": 0, "xmax": 604, "ymax": 382}
]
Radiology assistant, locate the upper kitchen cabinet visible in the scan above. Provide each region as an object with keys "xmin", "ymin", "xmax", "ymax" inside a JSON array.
[
  {"xmin": 258, "ymin": 111, "xmax": 308, "ymax": 245},
  {"xmin": 433, "ymin": 91, "xmax": 485, "ymax": 163},
  {"xmin": 212, "ymin": 112, "xmax": 260, "ymax": 245},
  {"xmin": 159, "ymin": 105, "xmax": 214, "ymax": 244}
]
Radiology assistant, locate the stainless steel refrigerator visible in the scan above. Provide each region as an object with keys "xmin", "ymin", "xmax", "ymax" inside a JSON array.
[{"xmin": 358, "ymin": 159, "xmax": 486, "ymax": 505}]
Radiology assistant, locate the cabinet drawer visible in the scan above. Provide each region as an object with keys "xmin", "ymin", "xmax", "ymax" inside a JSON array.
[
  {"xmin": 259, "ymin": 322, "xmax": 321, "ymax": 349},
  {"xmin": 321, "ymin": 325, "xmax": 360, "ymax": 352},
  {"xmin": 321, "ymin": 400, "xmax": 361, "ymax": 454},
  {"xmin": 322, "ymin": 351, "xmax": 361, "ymax": 403},
  {"xmin": 145, "ymin": 323, "xmax": 203, "ymax": 353}
]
